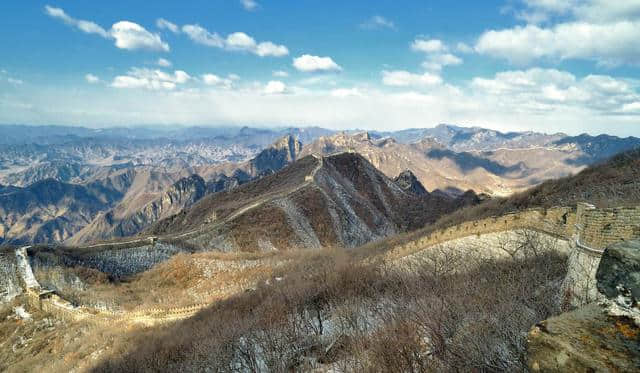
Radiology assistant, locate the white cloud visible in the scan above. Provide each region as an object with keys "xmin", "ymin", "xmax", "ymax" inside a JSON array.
[
  {"xmin": 410, "ymin": 38, "xmax": 463, "ymax": 71},
  {"xmin": 293, "ymin": 55, "xmax": 342, "ymax": 72},
  {"xmin": 516, "ymin": 0, "xmax": 640, "ymax": 23},
  {"xmin": 470, "ymin": 68, "xmax": 639, "ymax": 114},
  {"xmin": 480, "ymin": 1, "xmax": 640, "ymax": 66},
  {"xmin": 157, "ymin": 58, "xmax": 172, "ymax": 67},
  {"xmin": 422, "ymin": 53, "xmax": 463, "ymax": 71},
  {"xmin": 255, "ymin": 42, "xmax": 289, "ymax": 57},
  {"xmin": 110, "ymin": 21, "xmax": 169, "ymax": 52},
  {"xmin": 182, "ymin": 24, "xmax": 225, "ymax": 48},
  {"xmin": 44, "ymin": 5, "xmax": 109, "ymax": 38},
  {"xmin": 411, "ymin": 38, "xmax": 445, "ymax": 53},
  {"xmin": 476, "ymin": 22, "xmax": 640, "ymax": 66},
  {"xmin": 228, "ymin": 74, "xmax": 241, "ymax": 81},
  {"xmin": 264, "ymin": 80, "xmax": 286, "ymax": 94},
  {"xmin": 85, "ymin": 74, "xmax": 100, "ymax": 83},
  {"xmin": 111, "ymin": 68, "xmax": 191, "ymax": 90},
  {"xmin": 156, "ymin": 18, "xmax": 179, "ymax": 33},
  {"xmin": 360, "ymin": 15, "xmax": 396, "ymax": 30},
  {"xmin": 273, "ymin": 70, "xmax": 289, "ymax": 77},
  {"xmin": 382, "ymin": 70, "xmax": 443, "ymax": 87},
  {"xmin": 45, "ymin": 6, "xmax": 169, "ymax": 52},
  {"xmin": 226, "ymin": 32, "xmax": 256, "ymax": 50},
  {"xmin": 202, "ymin": 74, "xmax": 233, "ymax": 88},
  {"xmin": 7, "ymin": 68, "xmax": 640, "ymax": 137},
  {"xmin": 182, "ymin": 25, "xmax": 288, "ymax": 57},
  {"xmin": 240, "ymin": 0, "xmax": 259, "ymax": 11}
]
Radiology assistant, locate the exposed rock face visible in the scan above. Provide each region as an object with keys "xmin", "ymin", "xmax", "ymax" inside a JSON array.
[
  {"xmin": 596, "ymin": 240, "xmax": 640, "ymax": 302},
  {"xmin": 249, "ymin": 135, "xmax": 302, "ymax": 176},
  {"xmin": 0, "ymin": 250, "xmax": 22, "ymax": 304},
  {"xmin": 527, "ymin": 240, "xmax": 640, "ymax": 372},
  {"xmin": 151, "ymin": 153, "xmax": 478, "ymax": 251},
  {"xmin": 69, "ymin": 175, "xmax": 208, "ymax": 244},
  {"xmin": 31, "ymin": 242, "xmax": 191, "ymax": 280},
  {"xmin": 393, "ymin": 170, "xmax": 428, "ymax": 196}
]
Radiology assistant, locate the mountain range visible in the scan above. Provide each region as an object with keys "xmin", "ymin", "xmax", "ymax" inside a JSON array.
[{"xmin": 0, "ymin": 123, "xmax": 638, "ymax": 246}]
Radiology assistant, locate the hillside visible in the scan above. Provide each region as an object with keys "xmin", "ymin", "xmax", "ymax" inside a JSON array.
[
  {"xmin": 150, "ymin": 153, "xmax": 478, "ymax": 251},
  {"xmin": 372, "ymin": 148, "xmax": 640, "ymax": 251}
]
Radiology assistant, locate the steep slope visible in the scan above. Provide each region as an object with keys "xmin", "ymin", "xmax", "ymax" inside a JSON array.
[
  {"xmin": 300, "ymin": 132, "xmax": 582, "ymax": 196},
  {"xmin": 68, "ymin": 175, "xmax": 209, "ymax": 245},
  {"xmin": 393, "ymin": 170, "xmax": 428, "ymax": 196},
  {"xmin": 150, "ymin": 153, "xmax": 477, "ymax": 251},
  {"xmin": 398, "ymin": 148, "xmax": 640, "ymax": 246},
  {"xmin": 0, "ymin": 174, "xmax": 134, "ymax": 244},
  {"xmin": 69, "ymin": 136, "xmax": 302, "ymax": 245}
]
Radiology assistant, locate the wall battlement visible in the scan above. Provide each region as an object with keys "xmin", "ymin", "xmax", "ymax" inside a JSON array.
[
  {"xmin": 14, "ymin": 202, "xmax": 640, "ymax": 324},
  {"xmin": 388, "ymin": 203, "xmax": 640, "ymax": 261}
]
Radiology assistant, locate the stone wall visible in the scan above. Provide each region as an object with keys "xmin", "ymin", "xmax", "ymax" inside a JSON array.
[
  {"xmin": 577, "ymin": 204, "xmax": 640, "ymax": 249},
  {"xmin": 388, "ymin": 206, "xmax": 577, "ymax": 260}
]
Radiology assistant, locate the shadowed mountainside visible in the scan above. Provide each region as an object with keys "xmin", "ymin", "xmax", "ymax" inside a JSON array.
[{"xmin": 150, "ymin": 153, "xmax": 479, "ymax": 251}]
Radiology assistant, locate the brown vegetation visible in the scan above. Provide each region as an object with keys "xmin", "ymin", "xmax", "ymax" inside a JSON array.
[{"xmin": 93, "ymin": 232, "xmax": 567, "ymax": 372}]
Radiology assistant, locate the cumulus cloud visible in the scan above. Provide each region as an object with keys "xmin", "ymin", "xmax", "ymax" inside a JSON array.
[
  {"xmin": 7, "ymin": 67, "xmax": 640, "ymax": 137},
  {"xmin": 111, "ymin": 21, "xmax": 169, "ymax": 51},
  {"xmin": 156, "ymin": 18, "xmax": 179, "ymax": 33},
  {"xmin": 45, "ymin": 6, "xmax": 169, "ymax": 52},
  {"xmin": 240, "ymin": 0, "xmax": 259, "ymax": 11},
  {"xmin": 470, "ymin": 68, "xmax": 640, "ymax": 114},
  {"xmin": 111, "ymin": 68, "xmax": 191, "ymax": 90},
  {"xmin": 264, "ymin": 80, "xmax": 287, "ymax": 94},
  {"xmin": 476, "ymin": 22, "xmax": 640, "ymax": 66},
  {"xmin": 360, "ymin": 15, "xmax": 396, "ymax": 30},
  {"xmin": 181, "ymin": 24, "xmax": 225, "ymax": 47},
  {"xmin": 273, "ymin": 70, "xmax": 289, "ymax": 77},
  {"xmin": 382, "ymin": 70, "xmax": 443, "ymax": 87},
  {"xmin": 411, "ymin": 38, "xmax": 445, "ymax": 53},
  {"xmin": 202, "ymin": 73, "xmax": 234, "ymax": 89},
  {"xmin": 478, "ymin": 1, "xmax": 640, "ymax": 66},
  {"xmin": 85, "ymin": 74, "xmax": 100, "ymax": 83},
  {"xmin": 293, "ymin": 55, "xmax": 342, "ymax": 72},
  {"xmin": 182, "ymin": 25, "xmax": 288, "ymax": 56},
  {"xmin": 410, "ymin": 38, "xmax": 463, "ymax": 71}
]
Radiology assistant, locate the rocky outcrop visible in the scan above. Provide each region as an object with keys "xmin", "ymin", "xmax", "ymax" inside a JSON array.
[
  {"xmin": 249, "ymin": 135, "xmax": 302, "ymax": 177},
  {"xmin": 0, "ymin": 250, "xmax": 22, "ymax": 303},
  {"xmin": 393, "ymin": 170, "xmax": 428, "ymax": 196},
  {"xmin": 527, "ymin": 240, "xmax": 640, "ymax": 372},
  {"xmin": 152, "ymin": 153, "xmax": 477, "ymax": 251},
  {"xmin": 69, "ymin": 175, "xmax": 208, "ymax": 244}
]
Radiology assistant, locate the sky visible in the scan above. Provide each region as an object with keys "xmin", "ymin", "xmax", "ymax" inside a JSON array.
[{"xmin": 0, "ymin": 0, "xmax": 639, "ymax": 136}]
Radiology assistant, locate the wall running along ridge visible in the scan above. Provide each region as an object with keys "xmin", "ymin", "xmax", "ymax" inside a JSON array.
[
  {"xmin": 388, "ymin": 203, "xmax": 640, "ymax": 306},
  {"xmin": 6, "ymin": 203, "xmax": 639, "ymax": 323}
]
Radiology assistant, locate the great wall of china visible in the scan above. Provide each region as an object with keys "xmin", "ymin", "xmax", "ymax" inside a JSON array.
[{"xmin": 7, "ymin": 202, "xmax": 640, "ymax": 326}]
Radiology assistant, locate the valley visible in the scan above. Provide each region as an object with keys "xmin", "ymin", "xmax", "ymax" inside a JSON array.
[{"xmin": 1, "ymin": 125, "xmax": 639, "ymax": 372}]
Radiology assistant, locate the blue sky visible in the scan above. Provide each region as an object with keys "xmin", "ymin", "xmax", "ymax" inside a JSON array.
[{"xmin": 1, "ymin": 0, "xmax": 639, "ymax": 136}]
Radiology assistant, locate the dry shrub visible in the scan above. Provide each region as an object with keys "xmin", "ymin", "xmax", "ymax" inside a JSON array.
[{"xmin": 93, "ymin": 232, "xmax": 567, "ymax": 373}]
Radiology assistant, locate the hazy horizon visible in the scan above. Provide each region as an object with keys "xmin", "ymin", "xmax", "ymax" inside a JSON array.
[{"xmin": 1, "ymin": 1, "xmax": 639, "ymax": 137}]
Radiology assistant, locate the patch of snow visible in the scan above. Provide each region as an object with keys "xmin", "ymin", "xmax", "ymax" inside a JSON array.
[{"xmin": 13, "ymin": 306, "xmax": 31, "ymax": 321}]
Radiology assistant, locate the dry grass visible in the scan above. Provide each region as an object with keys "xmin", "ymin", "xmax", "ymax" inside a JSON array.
[{"xmin": 92, "ymin": 238, "xmax": 568, "ymax": 372}]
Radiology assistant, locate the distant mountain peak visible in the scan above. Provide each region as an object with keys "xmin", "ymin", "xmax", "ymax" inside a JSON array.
[{"xmin": 393, "ymin": 170, "xmax": 428, "ymax": 196}]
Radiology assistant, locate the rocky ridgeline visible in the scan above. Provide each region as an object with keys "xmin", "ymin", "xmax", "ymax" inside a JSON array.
[{"xmin": 527, "ymin": 240, "xmax": 640, "ymax": 372}]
